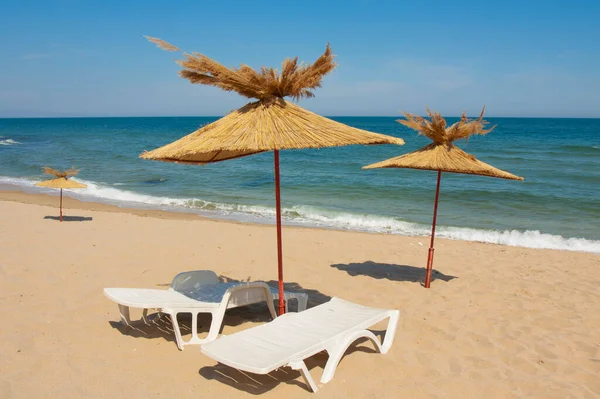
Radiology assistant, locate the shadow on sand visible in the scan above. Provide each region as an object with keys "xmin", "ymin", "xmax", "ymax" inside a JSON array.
[
  {"xmin": 108, "ymin": 277, "xmax": 332, "ymax": 348},
  {"xmin": 198, "ymin": 340, "xmax": 379, "ymax": 394},
  {"xmin": 108, "ymin": 306, "xmax": 278, "ymax": 348},
  {"xmin": 219, "ymin": 275, "xmax": 332, "ymax": 309},
  {"xmin": 44, "ymin": 215, "xmax": 93, "ymax": 222},
  {"xmin": 330, "ymin": 261, "xmax": 457, "ymax": 285}
]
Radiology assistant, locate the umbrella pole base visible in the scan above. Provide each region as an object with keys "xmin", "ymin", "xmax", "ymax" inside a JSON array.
[
  {"xmin": 278, "ymin": 301, "xmax": 286, "ymax": 316},
  {"xmin": 424, "ymin": 248, "xmax": 434, "ymax": 288}
]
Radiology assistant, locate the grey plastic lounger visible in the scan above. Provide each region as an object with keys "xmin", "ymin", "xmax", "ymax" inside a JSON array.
[
  {"xmin": 104, "ymin": 270, "xmax": 308, "ymax": 350},
  {"xmin": 201, "ymin": 297, "xmax": 399, "ymax": 392}
]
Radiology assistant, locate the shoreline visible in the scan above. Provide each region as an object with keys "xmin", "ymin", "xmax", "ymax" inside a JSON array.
[
  {"xmin": 1, "ymin": 187, "xmax": 599, "ymax": 254},
  {"xmin": 0, "ymin": 188, "xmax": 399, "ymax": 237},
  {"xmin": 0, "ymin": 188, "xmax": 216, "ymax": 222}
]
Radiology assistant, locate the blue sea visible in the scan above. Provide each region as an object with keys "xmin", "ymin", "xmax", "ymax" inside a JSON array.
[{"xmin": 1, "ymin": 116, "xmax": 599, "ymax": 253}]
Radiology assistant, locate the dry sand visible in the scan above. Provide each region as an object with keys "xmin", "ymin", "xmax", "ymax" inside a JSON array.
[{"xmin": 0, "ymin": 191, "xmax": 599, "ymax": 398}]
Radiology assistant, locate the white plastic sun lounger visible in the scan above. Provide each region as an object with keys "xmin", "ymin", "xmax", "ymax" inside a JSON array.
[
  {"xmin": 201, "ymin": 297, "xmax": 399, "ymax": 392},
  {"xmin": 104, "ymin": 271, "xmax": 308, "ymax": 350}
]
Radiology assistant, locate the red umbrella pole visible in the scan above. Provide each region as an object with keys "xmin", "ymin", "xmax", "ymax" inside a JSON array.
[
  {"xmin": 424, "ymin": 170, "xmax": 442, "ymax": 288},
  {"xmin": 274, "ymin": 150, "xmax": 285, "ymax": 315},
  {"xmin": 60, "ymin": 188, "xmax": 63, "ymax": 222}
]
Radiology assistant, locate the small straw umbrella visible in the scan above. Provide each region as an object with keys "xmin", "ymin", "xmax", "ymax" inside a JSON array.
[
  {"xmin": 364, "ymin": 108, "xmax": 523, "ymax": 288},
  {"xmin": 35, "ymin": 167, "xmax": 87, "ymax": 222},
  {"xmin": 141, "ymin": 37, "xmax": 405, "ymax": 314}
]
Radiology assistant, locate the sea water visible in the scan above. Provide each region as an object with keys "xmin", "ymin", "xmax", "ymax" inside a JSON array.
[{"xmin": 1, "ymin": 116, "xmax": 598, "ymax": 253}]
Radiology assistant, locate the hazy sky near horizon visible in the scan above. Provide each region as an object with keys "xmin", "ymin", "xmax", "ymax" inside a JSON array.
[{"xmin": 1, "ymin": 0, "xmax": 599, "ymax": 118}]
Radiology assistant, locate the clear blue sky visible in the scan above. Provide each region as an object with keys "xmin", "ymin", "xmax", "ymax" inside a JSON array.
[{"xmin": 1, "ymin": 0, "xmax": 599, "ymax": 117}]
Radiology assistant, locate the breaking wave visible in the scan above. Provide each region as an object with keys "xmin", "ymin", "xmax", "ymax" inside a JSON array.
[
  {"xmin": 1, "ymin": 175, "xmax": 599, "ymax": 254},
  {"xmin": 0, "ymin": 138, "xmax": 21, "ymax": 146}
]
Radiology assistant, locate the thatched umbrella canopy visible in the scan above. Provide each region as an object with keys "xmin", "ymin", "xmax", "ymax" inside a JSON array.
[
  {"xmin": 141, "ymin": 36, "xmax": 404, "ymax": 314},
  {"xmin": 364, "ymin": 108, "xmax": 523, "ymax": 287},
  {"xmin": 35, "ymin": 167, "xmax": 87, "ymax": 222}
]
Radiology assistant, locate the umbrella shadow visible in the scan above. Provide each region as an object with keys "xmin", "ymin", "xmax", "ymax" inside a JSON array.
[
  {"xmin": 330, "ymin": 261, "xmax": 457, "ymax": 285},
  {"xmin": 44, "ymin": 215, "xmax": 93, "ymax": 222},
  {"xmin": 219, "ymin": 275, "xmax": 332, "ymax": 311},
  {"xmin": 198, "ymin": 338, "xmax": 379, "ymax": 394}
]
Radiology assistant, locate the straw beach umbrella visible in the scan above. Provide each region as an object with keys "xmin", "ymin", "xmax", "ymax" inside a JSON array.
[
  {"xmin": 35, "ymin": 167, "xmax": 87, "ymax": 222},
  {"xmin": 364, "ymin": 108, "xmax": 523, "ymax": 288},
  {"xmin": 141, "ymin": 36, "xmax": 405, "ymax": 314}
]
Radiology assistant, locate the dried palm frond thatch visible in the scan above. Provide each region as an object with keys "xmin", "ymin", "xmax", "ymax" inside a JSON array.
[
  {"xmin": 141, "ymin": 100, "xmax": 404, "ymax": 163},
  {"xmin": 364, "ymin": 108, "xmax": 523, "ymax": 180},
  {"xmin": 145, "ymin": 36, "xmax": 336, "ymax": 101},
  {"xmin": 144, "ymin": 36, "xmax": 180, "ymax": 52},
  {"xmin": 36, "ymin": 167, "xmax": 87, "ymax": 189},
  {"xmin": 140, "ymin": 36, "xmax": 403, "ymax": 163},
  {"xmin": 400, "ymin": 107, "xmax": 494, "ymax": 145},
  {"xmin": 42, "ymin": 166, "xmax": 80, "ymax": 179}
]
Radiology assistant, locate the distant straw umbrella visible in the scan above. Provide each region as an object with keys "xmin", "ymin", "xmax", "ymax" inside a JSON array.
[
  {"xmin": 364, "ymin": 108, "xmax": 523, "ymax": 288},
  {"xmin": 35, "ymin": 167, "xmax": 87, "ymax": 222},
  {"xmin": 141, "ymin": 36, "xmax": 404, "ymax": 314}
]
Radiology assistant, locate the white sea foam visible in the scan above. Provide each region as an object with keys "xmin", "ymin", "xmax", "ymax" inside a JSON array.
[
  {"xmin": 1, "ymin": 175, "xmax": 599, "ymax": 254},
  {"xmin": 0, "ymin": 176, "xmax": 187, "ymax": 209},
  {"xmin": 72, "ymin": 179, "xmax": 189, "ymax": 208},
  {"xmin": 281, "ymin": 205, "xmax": 600, "ymax": 253},
  {"xmin": 435, "ymin": 226, "xmax": 600, "ymax": 253},
  {"xmin": 0, "ymin": 176, "xmax": 36, "ymax": 187},
  {"xmin": 0, "ymin": 138, "xmax": 20, "ymax": 146}
]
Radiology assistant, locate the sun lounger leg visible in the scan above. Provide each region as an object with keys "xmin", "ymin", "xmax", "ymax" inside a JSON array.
[
  {"xmin": 190, "ymin": 312, "xmax": 199, "ymax": 343},
  {"xmin": 289, "ymin": 360, "xmax": 319, "ymax": 393},
  {"xmin": 117, "ymin": 304, "xmax": 132, "ymax": 326},
  {"xmin": 380, "ymin": 310, "xmax": 400, "ymax": 354},
  {"xmin": 163, "ymin": 310, "xmax": 207, "ymax": 350},
  {"xmin": 321, "ymin": 330, "xmax": 382, "ymax": 384},
  {"xmin": 203, "ymin": 309, "xmax": 225, "ymax": 343},
  {"xmin": 164, "ymin": 311, "xmax": 185, "ymax": 351}
]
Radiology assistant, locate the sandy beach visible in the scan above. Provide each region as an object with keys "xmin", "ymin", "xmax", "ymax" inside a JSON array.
[{"xmin": 0, "ymin": 191, "xmax": 599, "ymax": 398}]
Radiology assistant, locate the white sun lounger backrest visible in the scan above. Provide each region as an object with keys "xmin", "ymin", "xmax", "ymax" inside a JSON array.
[{"xmin": 169, "ymin": 270, "xmax": 220, "ymax": 292}]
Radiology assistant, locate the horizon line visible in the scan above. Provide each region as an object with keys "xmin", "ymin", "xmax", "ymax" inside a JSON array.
[{"xmin": 1, "ymin": 115, "xmax": 600, "ymax": 120}]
